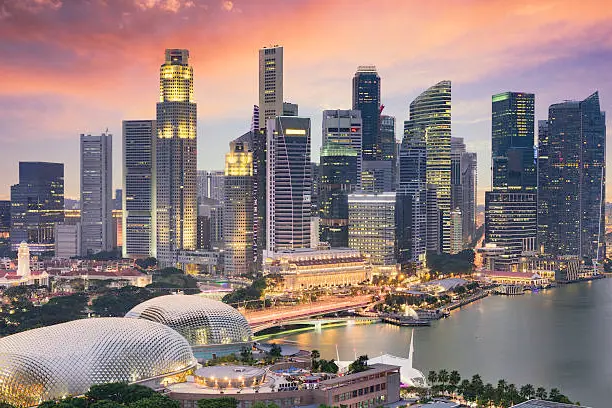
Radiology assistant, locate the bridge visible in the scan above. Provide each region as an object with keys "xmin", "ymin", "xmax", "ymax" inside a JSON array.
[
  {"xmin": 252, "ymin": 316, "xmax": 380, "ymax": 335},
  {"xmin": 244, "ymin": 295, "xmax": 375, "ymax": 332}
]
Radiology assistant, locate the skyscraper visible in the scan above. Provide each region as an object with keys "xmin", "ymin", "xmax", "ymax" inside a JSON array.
[
  {"xmin": 450, "ymin": 209, "xmax": 463, "ymax": 254},
  {"xmin": 538, "ymin": 92, "xmax": 606, "ymax": 260},
  {"xmin": 460, "ymin": 151, "xmax": 477, "ymax": 244},
  {"xmin": 348, "ymin": 192, "xmax": 396, "ymax": 265},
  {"xmin": 10, "ymin": 162, "xmax": 64, "ymax": 252},
  {"xmin": 450, "ymin": 137, "xmax": 466, "ymax": 211},
  {"xmin": 380, "ymin": 114, "xmax": 397, "ymax": 187},
  {"xmin": 122, "ymin": 120, "xmax": 156, "ymax": 259},
  {"xmin": 266, "ymin": 116, "xmax": 311, "ymax": 253},
  {"xmin": 322, "ymin": 109, "xmax": 363, "ymax": 187},
  {"xmin": 397, "ymin": 131, "xmax": 427, "ymax": 269},
  {"xmin": 485, "ymin": 92, "xmax": 537, "ymax": 269},
  {"xmin": 259, "ymin": 45, "xmax": 283, "ymax": 121},
  {"xmin": 156, "ymin": 49, "xmax": 197, "ymax": 266},
  {"xmin": 406, "ymin": 81, "xmax": 452, "ymax": 252},
  {"xmin": 0, "ymin": 200, "xmax": 10, "ymax": 238},
  {"xmin": 491, "ymin": 92, "xmax": 536, "ymax": 191},
  {"xmin": 223, "ymin": 137, "xmax": 255, "ymax": 275},
  {"xmin": 361, "ymin": 161, "xmax": 394, "ymax": 193},
  {"xmin": 319, "ymin": 143, "xmax": 358, "ymax": 247},
  {"xmin": 80, "ymin": 133, "xmax": 113, "ymax": 255},
  {"xmin": 352, "ymin": 66, "xmax": 381, "ymax": 161}
]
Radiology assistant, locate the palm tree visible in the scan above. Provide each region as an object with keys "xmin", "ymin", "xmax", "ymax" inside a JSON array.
[
  {"xmin": 520, "ymin": 384, "xmax": 535, "ymax": 400},
  {"xmin": 448, "ymin": 370, "xmax": 461, "ymax": 394},
  {"xmin": 506, "ymin": 384, "xmax": 520, "ymax": 405},
  {"xmin": 535, "ymin": 387, "xmax": 547, "ymax": 400},
  {"xmin": 437, "ymin": 369, "xmax": 449, "ymax": 393},
  {"xmin": 427, "ymin": 370, "xmax": 437, "ymax": 387},
  {"xmin": 311, "ymin": 350, "xmax": 320, "ymax": 360}
]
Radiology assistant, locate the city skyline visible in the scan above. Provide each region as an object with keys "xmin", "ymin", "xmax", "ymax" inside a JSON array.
[{"xmin": 0, "ymin": 0, "xmax": 611, "ymax": 204}]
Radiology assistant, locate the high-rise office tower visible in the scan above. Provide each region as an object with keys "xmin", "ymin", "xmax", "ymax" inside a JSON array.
[
  {"xmin": 114, "ymin": 189, "xmax": 122, "ymax": 210},
  {"xmin": 397, "ymin": 132, "xmax": 427, "ymax": 269},
  {"xmin": 450, "ymin": 209, "xmax": 463, "ymax": 254},
  {"xmin": 196, "ymin": 204, "xmax": 212, "ymax": 250},
  {"xmin": 205, "ymin": 171, "xmax": 225, "ymax": 202},
  {"xmin": 380, "ymin": 114, "xmax": 397, "ymax": 186},
  {"xmin": 10, "ymin": 162, "xmax": 64, "ymax": 252},
  {"xmin": 196, "ymin": 170, "xmax": 207, "ymax": 204},
  {"xmin": 319, "ymin": 143, "xmax": 358, "ymax": 247},
  {"xmin": 322, "ymin": 109, "xmax": 363, "ymax": 187},
  {"xmin": 361, "ymin": 160, "xmax": 394, "ymax": 193},
  {"xmin": 282, "ymin": 102, "xmax": 298, "ymax": 117},
  {"xmin": 426, "ymin": 184, "xmax": 440, "ymax": 253},
  {"xmin": 450, "ymin": 137, "xmax": 466, "ymax": 211},
  {"xmin": 122, "ymin": 120, "xmax": 156, "ymax": 259},
  {"xmin": 310, "ymin": 162, "xmax": 320, "ymax": 216},
  {"xmin": 491, "ymin": 92, "xmax": 536, "ymax": 191},
  {"xmin": 223, "ymin": 137, "xmax": 255, "ymax": 275},
  {"xmin": 259, "ymin": 45, "xmax": 283, "ymax": 121},
  {"xmin": 352, "ymin": 66, "xmax": 381, "ymax": 161},
  {"xmin": 0, "ymin": 200, "xmax": 10, "ymax": 238},
  {"xmin": 538, "ymin": 92, "xmax": 606, "ymax": 260},
  {"xmin": 485, "ymin": 92, "xmax": 537, "ymax": 269},
  {"xmin": 252, "ymin": 127, "xmax": 267, "ymax": 268},
  {"xmin": 251, "ymin": 105, "xmax": 260, "ymax": 133},
  {"xmin": 80, "ymin": 133, "xmax": 113, "ymax": 255},
  {"xmin": 348, "ymin": 192, "xmax": 396, "ymax": 265},
  {"xmin": 460, "ymin": 152, "xmax": 477, "ymax": 244},
  {"xmin": 156, "ymin": 49, "xmax": 197, "ymax": 266},
  {"xmin": 266, "ymin": 116, "xmax": 311, "ymax": 252},
  {"xmin": 406, "ymin": 81, "xmax": 452, "ymax": 252}
]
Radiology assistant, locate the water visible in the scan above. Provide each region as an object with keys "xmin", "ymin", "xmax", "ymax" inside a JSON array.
[{"xmin": 278, "ymin": 279, "xmax": 612, "ymax": 407}]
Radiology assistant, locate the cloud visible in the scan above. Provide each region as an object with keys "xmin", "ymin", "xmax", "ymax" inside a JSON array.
[{"xmin": 221, "ymin": 0, "xmax": 233, "ymax": 11}]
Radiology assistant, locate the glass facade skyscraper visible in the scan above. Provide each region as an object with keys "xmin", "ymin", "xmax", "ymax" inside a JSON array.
[
  {"xmin": 406, "ymin": 81, "xmax": 452, "ymax": 252},
  {"xmin": 319, "ymin": 143, "xmax": 358, "ymax": 247},
  {"xmin": 352, "ymin": 66, "xmax": 381, "ymax": 161},
  {"xmin": 156, "ymin": 49, "xmax": 197, "ymax": 266},
  {"xmin": 259, "ymin": 46, "xmax": 283, "ymax": 121},
  {"xmin": 10, "ymin": 162, "xmax": 64, "ymax": 252},
  {"xmin": 123, "ymin": 120, "xmax": 156, "ymax": 259},
  {"xmin": 538, "ymin": 92, "xmax": 606, "ymax": 260}
]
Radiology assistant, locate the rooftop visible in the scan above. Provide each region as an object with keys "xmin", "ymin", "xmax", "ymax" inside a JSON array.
[{"xmin": 511, "ymin": 400, "xmax": 589, "ymax": 408}]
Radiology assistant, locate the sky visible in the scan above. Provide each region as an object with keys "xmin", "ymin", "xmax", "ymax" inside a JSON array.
[{"xmin": 0, "ymin": 0, "xmax": 611, "ymax": 205}]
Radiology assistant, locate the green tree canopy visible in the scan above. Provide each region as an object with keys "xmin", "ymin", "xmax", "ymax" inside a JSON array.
[{"xmin": 197, "ymin": 397, "xmax": 238, "ymax": 408}]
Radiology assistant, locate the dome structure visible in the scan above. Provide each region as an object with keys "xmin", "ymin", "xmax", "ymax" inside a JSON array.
[
  {"xmin": 0, "ymin": 318, "xmax": 196, "ymax": 408},
  {"xmin": 125, "ymin": 295, "xmax": 253, "ymax": 360}
]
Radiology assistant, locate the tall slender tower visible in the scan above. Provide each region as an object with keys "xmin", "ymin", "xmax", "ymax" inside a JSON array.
[
  {"xmin": 224, "ymin": 137, "xmax": 255, "ymax": 275},
  {"xmin": 80, "ymin": 133, "xmax": 113, "ymax": 255},
  {"xmin": 406, "ymin": 81, "xmax": 452, "ymax": 252},
  {"xmin": 156, "ymin": 49, "xmax": 197, "ymax": 267},
  {"xmin": 259, "ymin": 46, "xmax": 283, "ymax": 121},
  {"xmin": 352, "ymin": 66, "xmax": 381, "ymax": 161},
  {"xmin": 123, "ymin": 120, "xmax": 156, "ymax": 259}
]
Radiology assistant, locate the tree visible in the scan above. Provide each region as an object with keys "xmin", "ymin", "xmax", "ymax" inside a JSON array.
[
  {"xmin": 535, "ymin": 387, "xmax": 547, "ymax": 400},
  {"xmin": 348, "ymin": 355, "xmax": 369, "ymax": 374},
  {"xmin": 240, "ymin": 347, "xmax": 254, "ymax": 364},
  {"xmin": 448, "ymin": 370, "xmax": 461, "ymax": 393},
  {"xmin": 90, "ymin": 401, "xmax": 123, "ymax": 408},
  {"xmin": 437, "ymin": 369, "xmax": 449, "ymax": 388},
  {"xmin": 86, "ymin": 383, "xmax": 156, "ymax": 404},
  {"xmin": 269, "ymin": 344, "xmax": 282, "ymax": 358},
  {"xmin": 311, "ymin": 349, "xmax": 321, "ymax": 360},
  {"xmin": 135, "ymin": 257, "xmax": 157, "ymax": 270},
  {"xmin": 520, "ymin": 384, "xmax": 535, "ymax": 400},
  {"xmin": 0, "ymin": 403, "xmax": 15, "ymax": 408},
  {"xmin": 197, "ymin": 397, "xmax": 238, "ymax": 408},
  {"xmin": 127, "ymin": 394, "xmax": 180, "ymax": 408},
  {"xmin": 427, "ymin": 370, "xmax": 437, "ymax": 386},
  {"xmin": 91, "ymin": 286, "xmax": 158, "ymax": 317},
  {"xmin": 319, "ymin": 359, "xmax": 339, "ymax": 374}
]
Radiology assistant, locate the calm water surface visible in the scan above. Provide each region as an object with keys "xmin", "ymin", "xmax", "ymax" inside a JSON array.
[{"xmin": 278, "ymin": 280, "xmax": 612, "ymax": 408}]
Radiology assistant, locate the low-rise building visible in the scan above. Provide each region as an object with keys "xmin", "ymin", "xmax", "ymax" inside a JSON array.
[{"xmin": 263, "ymin": 249, "xmax": 372, "ymax": 291}]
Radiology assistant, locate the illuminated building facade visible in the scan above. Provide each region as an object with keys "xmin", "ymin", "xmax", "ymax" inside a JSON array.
[
  {"xmin": 397, "ymin": 131, "xmax": 427, "ymax": 269},
  {"xmin": 361, "ymin": 160, "xmax": 394, "ymax": 193},
  {"xmin": 80, "ymin": 133, "xmax": 113, "ymax": 255},
  {"xmin": 426, "ymin": 184, "xmax": 440, "ymax": 253},
  {"xmin": 259, "ymin": 45, "xmax": 283, "ymax": 121},
  {"xmin": 322, "ymin": 109, "xmax": 362, "ymax": 188},
  {"xmin": 0, "ymin": 200, "xmax": 10, "ymax": 239},
  {"xmin": 485, "ymin": 92, "xmax": 536, "ymax": 269},
  {"xmin": 406, "ymin": 81, "xmax": 452, "ymax": 252},
  {"xmin": 223, "ymin": 137, "xmax": 255, "ymax": 275},
  {"xmin": 156, "ymin": 49, "xmax": 197, "ymax": 267},
  {"xmin": 450, "ymin": 209, "xmax": 463, "ymax": 254},
  {"xmin": 538, "ymin": 92, "xmax": 606, "ymax": 260},
  {"xmin": 319, "ymin": 143, "xmax": 358, "ymax": 247},
  {"xmin": 263, "ymin": 249, "xmax": 372, "ymax": 290},
  {"xmin": 460, "ymin": 151, "xmax": 477, "ymax": 244},
  {"xmin": 348, "ymin": 192, "xmax": 396, "ymax": 265},
  {"xmin": 379, "ymin": 114, "xmax": 397, "ymax": 184},
  {"xmin": 123, "ymin": 120, "xmax": 156, "ymax": 259},
  {"xmin": 9, "ymin": 162, "xmax": 64, "ymax": 252},
  {"xmin": 352, "ymin": 66, "xmax": 381, "ymax": 161},
  {"xmin": 266, "ymin": 116, "xmax": 312, "ymax": 253}
]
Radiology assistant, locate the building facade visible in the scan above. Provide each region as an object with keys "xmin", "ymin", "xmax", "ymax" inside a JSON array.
[
  {"xmin": 266, "ymin": 116, "xmax": 312, "ymax": 253},
  {"xmin": 322, "ymin": 109, "xmax": 362, "ymax": 188},
  {"xmin": 538, "ymin": 92, "xmax": 606, "ymax": 260},
  {"xmin": 406, "ymin": 81, "xmax": 452, "ymax": 252},
  {"xmin": 10, "ymin": 162, "xmax": 64, "ymax": 252},
  {"xmin": 259, "ymin": 45, "xmax": 283, "ymax": 121},
  {"xmin": 450, "ymin": 209, "xmax": 463, "ymax": 254},
  {"xmin": 348, "ymin": 192, "xmax": 396, "ymax": 265},
  {"xmin": 319, "ymin": 143, "xmax": 358, "ymax": 247},
  {"xmin": 0, "ymin": 200, "xmax": 10, "ymax": 239},
  {"xmin": 379, "ymin": 114, "xmax": 397, "ymax": 184},
  {"xmin": 122, "ymin": 120, "xmax": 156, "ymax": 259},
  {"xmin": 460, "ymin": 151, "xmax": 477, "ymax": 244},
  {"xmin": 352, "ymin": 66, "xmax": 381, "ymax": 161},
  {"xmin": 223, "ymin": 138, "xmax": 255, "ymax": 275},
  {"xmin": 156, "ymin": 49, "xmax": 197, "ymax": 267},
  {"xmin": 80, "ymin": 134, "xmax": 113, "ymax": 255},
  {"xmin": 54, "ymin": 223, "xmax": 81, "ymax": 259}
]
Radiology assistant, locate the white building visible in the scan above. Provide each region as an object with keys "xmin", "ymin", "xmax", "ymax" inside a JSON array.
[
  {"xmin": 80, "ymin": 133, "xmax": 113, "ymax": 255},
  {"xmin": 54, "ymin": 223, "xmax": 81, "ymax": 259},
  {"xmin": 348, "ymin": 192, "xmax": 396, "ymax": 265},
  {"xmin": 259, "ymin": 45, "xmax": 283, "ymax": 121}
]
